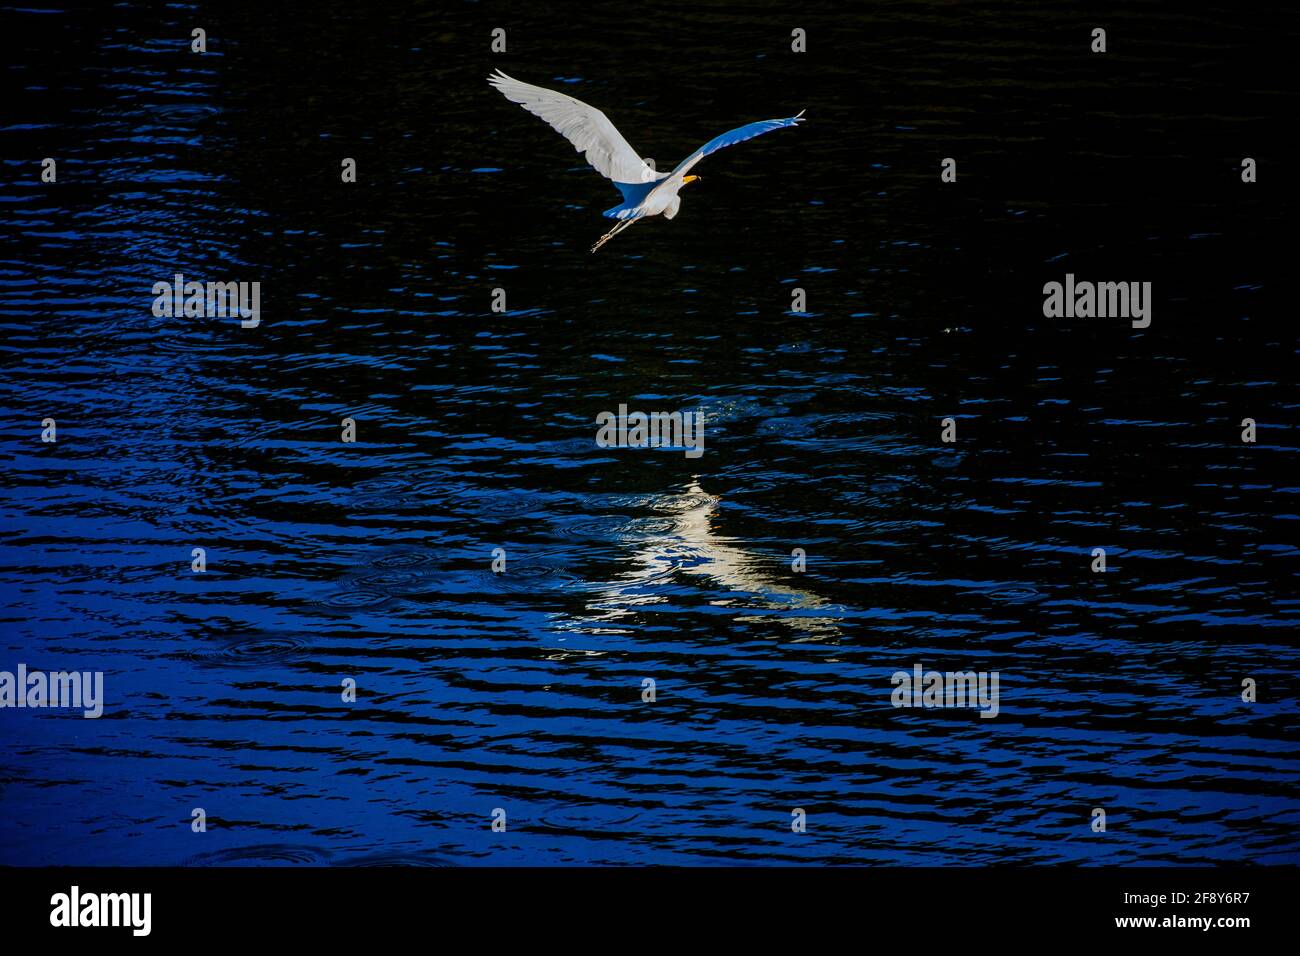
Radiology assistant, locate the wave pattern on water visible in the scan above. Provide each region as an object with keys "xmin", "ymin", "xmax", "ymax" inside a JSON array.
[{"xmin": 0, "ymin": 0, "xmax": 1295, "ymax": 866}]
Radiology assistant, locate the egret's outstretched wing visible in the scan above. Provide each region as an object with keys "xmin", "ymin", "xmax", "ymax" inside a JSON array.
[
  {"xmin": 487, "ymin": 70, "xmax": 661, "ymax": 185},
  {"xmin": 664, "ymin": 111, "xmax": 805, "ymax": 184}
]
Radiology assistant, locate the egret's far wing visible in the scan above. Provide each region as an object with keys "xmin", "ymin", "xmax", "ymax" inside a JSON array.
[
  {"xmin": 488, "ymin": 70, "xmax": 660, "ymax": 184},
  {"xmin": 666, "ymin": 112, "xmax": 805, "ymax": 183}
]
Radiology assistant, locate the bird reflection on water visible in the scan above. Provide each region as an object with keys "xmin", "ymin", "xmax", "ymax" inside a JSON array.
[{"xmin": 571, "ymin": 482, "xmax": 845, "ymax": 640}]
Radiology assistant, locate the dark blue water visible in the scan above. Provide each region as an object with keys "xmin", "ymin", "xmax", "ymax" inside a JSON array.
[{"xmin": 1, "ymin": 0, "xmax": 1296, "ymax": 866}]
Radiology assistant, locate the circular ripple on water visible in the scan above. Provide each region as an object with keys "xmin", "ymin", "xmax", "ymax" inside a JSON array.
[
  {"xmin": 438, "ymin": 488, "xmax": 558, "ymax": 519},
  {"xmin": 354, "ymin": 476, "xmax": 423, "ymax": 510},
  {"xmin": 317, "ymin": 587, "xmax": 393, "ymax": 609},
  {"xmin": 840, "ymin": 480, "xmax": 906, "ymax": 506},
  {"xmin": 984, "ymin": 585, "xmax": 1044, "ymax": 604},
  {"xmin": 756, "ymin": 416, "xmax": 820, "ymax": 439},
  {"xmin": 536, "ymin": 808, "xmax": 643, "ymax": 831},
  {"xmin": 602, "ymin": 493, "xmax": 657, "ymax": 510},
  {"xmin": 153, "ymin": 334, "xmax": 246, "ymax": 356},
  {"xmin": 478, "ymin": 553, "xmax": 594, "ymax": 594},
  {"xmin": 147, "ymin": 104, "xmax": 221, "ymax": 124},
  {"xmin": 601, "ymin": 491, "xmax": 717, "ymax": 513},
  {"xmin": 353, "ymin": 547, "xmax": 441, "ymax": 592},
  {"xmin": 694, "ymin": 397, "xmax": 769, "ymax": 425},
  {"xmin": 184, "ymin": 844, "xmax": 330, "ymax": 866},
  {"xmin": 177, "ymin": 633, "xmax": 311, "ymax": 668},
  {"xmin": 550, "ymin": 513, "xmax": 679, "ymax": 540},
  {"xmin": 370, "ymin": 548, "xmax": 438, "ymax": 570},
  {"xmin": 356, "ymin": 567, "xmax": 426, "ymax": 591},
  {"xmin": 648, "ymin": 492, "xmax": 717, "ymax": 514}
]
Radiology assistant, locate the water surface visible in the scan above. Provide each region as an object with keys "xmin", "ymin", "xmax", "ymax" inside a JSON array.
[{"xmin": 0, "ymin": 0, "xmax": 1295, "ymax": 865}]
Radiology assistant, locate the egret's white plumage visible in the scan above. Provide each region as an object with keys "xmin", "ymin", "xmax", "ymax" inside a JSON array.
[
  {"xmin": 487, "ymin": 70, "xmax": 663, "ymax": 185},
  {"xmin": 487, "ymin": 70, "xmax": 805, "ymax": 252}
]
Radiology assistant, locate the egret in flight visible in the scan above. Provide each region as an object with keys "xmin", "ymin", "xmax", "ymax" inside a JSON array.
[{"xmin": 487, "ymin": 70, "xmax": 805, "ymax": 253}]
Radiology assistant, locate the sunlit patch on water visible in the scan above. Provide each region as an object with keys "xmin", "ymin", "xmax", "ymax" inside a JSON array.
[
  {"xmin": 648, "ymin": 491, "xmax": 719, "ymax": 514},
  {"xmin": 732, "ymin": 612, "xmax": 847, "ymax": 639}
]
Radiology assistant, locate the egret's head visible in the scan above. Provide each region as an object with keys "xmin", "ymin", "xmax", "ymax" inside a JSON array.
[{"xmin": 683, "ymin": 175, "xmax": 701, "ymax": 187}]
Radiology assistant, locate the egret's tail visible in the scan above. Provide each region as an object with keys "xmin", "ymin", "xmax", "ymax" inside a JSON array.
[{"xmin": 590, "ymin": 214, "xmax": 642, "ymax": 254}]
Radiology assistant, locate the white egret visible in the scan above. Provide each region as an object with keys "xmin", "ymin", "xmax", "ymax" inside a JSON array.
[{"xmin": 487, "ymin": 70, "xmax": 805, "ymax": 252}]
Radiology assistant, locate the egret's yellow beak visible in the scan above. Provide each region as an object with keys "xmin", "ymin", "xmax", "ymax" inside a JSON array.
[{"xmin": 683, "ymin": 175, "xmax": 701, "ymax": 185}]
